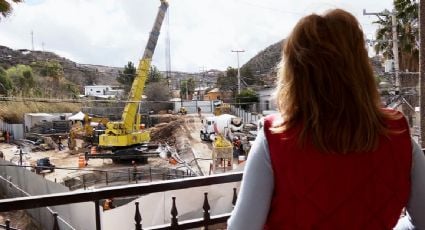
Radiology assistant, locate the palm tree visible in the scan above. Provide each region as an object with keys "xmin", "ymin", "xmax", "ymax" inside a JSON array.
[
  {"xmin": 420, "ymin": 0, "xmax": 425, "ymax": 147},
  {"xmin": 374, "ymin": 0, "xmax": 419, "ymax": 72},
  {"xmin": 0, "ymin": 0, "xmax": 22, "ymax": 20}
]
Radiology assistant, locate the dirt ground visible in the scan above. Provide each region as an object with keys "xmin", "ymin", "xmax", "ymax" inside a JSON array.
[{"xmin": 0, "ymin": 114, "xmax": 215, "ymax": 180}]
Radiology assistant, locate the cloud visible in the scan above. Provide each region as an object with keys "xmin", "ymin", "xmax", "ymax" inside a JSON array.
[{"xmin": 0, "ymin": 0, "xmax": 393, "ymax": 72}]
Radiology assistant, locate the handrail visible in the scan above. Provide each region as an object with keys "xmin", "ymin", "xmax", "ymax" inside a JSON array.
[{"xmin": 0, "ymin": 171, "xmax": 243, "ymax": 212}]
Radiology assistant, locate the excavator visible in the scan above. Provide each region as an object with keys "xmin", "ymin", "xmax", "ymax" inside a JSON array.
[
  {"xmin": 68, "ymin": 113, "xmax": 109, "ymax": 150},
  {"xmin": 87, "ymin": 0, "xmax": 169, "ymax": 163}
]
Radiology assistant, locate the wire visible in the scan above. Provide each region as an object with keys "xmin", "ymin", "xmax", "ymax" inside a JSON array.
[{"xmin": 235, "ymin": 0, "xmax": 303, "ymax": 16}]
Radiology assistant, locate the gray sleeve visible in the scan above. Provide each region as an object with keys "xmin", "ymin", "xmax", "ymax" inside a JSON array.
[
  {"xmin": 227, "ymin": 127, "xmax": 274, "ymax": 230},
  {"xmin": 395, "ymin": 139, "xmax": 425, "ymax": 230}
]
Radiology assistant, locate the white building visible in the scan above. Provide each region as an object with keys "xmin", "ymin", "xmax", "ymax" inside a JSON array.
[
  {"xmin": 257, "ymin": 86, "xmax": 277, "ymax": 112},
  {"xmin": 84, "ymin": 85, "xmax": 124, "ymax": 98}
]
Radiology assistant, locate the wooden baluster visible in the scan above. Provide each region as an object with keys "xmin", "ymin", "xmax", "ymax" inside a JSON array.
[
  {"xmin": 5, "ymin": 219, "xmax": 10, "ymax": 230},
  {"xmin": 203, "ymin": 192, "xmax": 210, "ymax": 230},
  {"xmin": 52, "ymin": 212, "xmax": 60, "ymax": 230},
  {"xmin": 171, "ymin": 197, "xmax": 178, "ymax": 228},
  {"xmin": 232, "ymin": 188, "xmax": 237, "ymax": 207},
  {"xmin": 134, "ymin": 202, "xmax": 142, "ymax": 230}
]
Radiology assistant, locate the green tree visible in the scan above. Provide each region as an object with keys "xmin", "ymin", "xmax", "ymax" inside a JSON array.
[
  {"xmin": 0, "ymin": 67, "xmax": 12, "ymax": 95},
  {"xmin": 217, "ymin": 67, "xmax": 238, "ymax": 91},
  {"xmin": 241, "ymin": 67, "xmax": 261, "ymax": 85},
  {"xmin": 180, "ymin": 78, "xmax": 195, "ymax": 100},
  {"xmin": 0, "ymin": 0, "xmax": 22, "ymax": 20},
  {"xmin": 36, "ymin": 61, "xmax": 64, "ymax": 97},
  {"xmin": 117, "ymin": 61, "xmax": 136, "ymax": 92},
  {"xmin": 6, "ymin": 64, "xmax": 35, "ymax": 96},
  {"xmin": 39, "ymin": 60, "xmax": 64, "ymax": 79},
  {"xmin": 147, "ymin": 65, "xmax": 163, "ymax": 84},
  {"xmin": 145, "ymin": 81, "xmax": 170, "ymax": 101},
  {"xmin": 374, "ymin": 0, "xmax": 419, "ymax": 71},
  {"xmin": 235, "ymin": 89, "xmax": 259, "ymax": 110}
]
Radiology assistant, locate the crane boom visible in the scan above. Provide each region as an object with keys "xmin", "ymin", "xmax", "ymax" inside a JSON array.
[{"xmin": 99, "ymin": 0, "xmax": 169, "ymax": 148}]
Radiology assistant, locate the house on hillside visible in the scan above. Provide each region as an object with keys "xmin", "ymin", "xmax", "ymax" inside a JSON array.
[
  {"xmin": 84, "ymin": 85, "xmax": 124, "ymax": 98},
  {"xmin": 257, "ymin": 86, "xmax": 277, "ymax": 112},
  {"xmin": 203, "ymin": 88, "xmax": 221, "ymax": 101},
  {"xmin": 192, "ymin": 86, "xmax": 209, "ymax": 100}
]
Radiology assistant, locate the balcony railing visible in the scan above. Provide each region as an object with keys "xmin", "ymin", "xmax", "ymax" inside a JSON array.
[{"xmin": 0, "ymin": 171, "xmax": 243, "ymax": 230}]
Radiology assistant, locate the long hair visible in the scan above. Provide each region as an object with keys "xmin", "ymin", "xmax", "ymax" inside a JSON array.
[{"xmin": 274, "ymin": 9, "xmax": 401, "ymax": 153}]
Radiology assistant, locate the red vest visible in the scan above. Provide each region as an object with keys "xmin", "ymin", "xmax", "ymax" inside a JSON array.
[{"xmin": 263, "ymin": 113, "xmax": 411, "ymax": 230}]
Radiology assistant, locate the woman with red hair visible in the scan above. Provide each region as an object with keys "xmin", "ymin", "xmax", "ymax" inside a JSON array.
[{"xmin": 228, "ymin": 9, "xmax": 425, "ymax": 229}]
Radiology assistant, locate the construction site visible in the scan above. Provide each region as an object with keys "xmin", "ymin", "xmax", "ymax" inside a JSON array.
[{"xmin": 0, "ymin": 104, "xmax": 260, "ymax": 229}]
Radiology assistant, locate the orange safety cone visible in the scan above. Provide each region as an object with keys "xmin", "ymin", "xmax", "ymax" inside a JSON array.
[
  {"xmin": 169, "ymin": 158, "xmax": 177, "ymax": 165},
  {"xmin": 78, "ymin": 155, "xmax": 86, "ymax": 168},
  {"xmin": 238, "ymin": 155, "xmax": 246, "ymax": 164}
]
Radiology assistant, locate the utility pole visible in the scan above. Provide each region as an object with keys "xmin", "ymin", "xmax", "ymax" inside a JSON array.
[
  {"xmin": 363, "ymin": 9, "xmax": 399, "ymax": 92},
  {"xmin": 165, "ymin": 9, "xmax": 171, "ymax": 88},
  {"xmin": 231, "ymin": 50, "xmax": 245, "ymax": 94},
  {"xmin": 391, "ymin": 10, "xmax": 400, "ymax": 92},
  {"xmin": 185, "ymin": 79, "xmax": 188, "ymax": 100},
  {"xmin": 31, "ymin": 30, "xmax": 34, "ymax": 51}
]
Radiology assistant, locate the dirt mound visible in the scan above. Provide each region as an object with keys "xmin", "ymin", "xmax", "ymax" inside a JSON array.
[{"xmin": 149, "ymin": 118, "xmax": 185, "ymax": 146}]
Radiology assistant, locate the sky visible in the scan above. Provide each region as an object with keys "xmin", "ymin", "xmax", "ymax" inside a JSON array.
[{"xmin": 0, "ymin": 0, "xmax": 393, "ymax": 72}]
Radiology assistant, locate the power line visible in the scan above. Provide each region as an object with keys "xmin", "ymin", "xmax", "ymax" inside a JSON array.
[{"xmin": 235, "ymin": 0, "xmax": 303, "ymax": 16}]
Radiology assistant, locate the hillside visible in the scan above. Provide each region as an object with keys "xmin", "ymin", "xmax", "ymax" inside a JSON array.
[
  {"xmin": 240, "ymin": 40, "xmax": 385, "ymax": 87},
  {"xmin": 0, "ymin": 45, "xmax": 121, "ymax": 87},
  {"xmin": 242, "ymin": 40, "xmax": 283, "ymax": 75},
  {"xmin": 240, "ymin": 40, "xmax": 283, "ymax": 86}
]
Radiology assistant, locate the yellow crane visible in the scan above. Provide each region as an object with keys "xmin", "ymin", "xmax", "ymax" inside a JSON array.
[{"xmin": 99, "ymin": 0, "xmax": 168, "ymax": 149}]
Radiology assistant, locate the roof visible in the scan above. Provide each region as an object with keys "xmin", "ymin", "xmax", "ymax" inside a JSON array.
[
  {"xmin": 26, "ymin": 113, "xmax": 54, "ymax": 117},
  {"xmin": 68, "ymin": 111, "xmax": 85, "ymax": 121},
  {"xmin": 207, "ymin": 88, "xmax": 220, "ymax": 93}
]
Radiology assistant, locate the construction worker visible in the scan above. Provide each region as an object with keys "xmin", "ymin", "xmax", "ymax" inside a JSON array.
[
  {"xmin": 232, "ymin": 137, "xmax": 241, "ymax": 158},
  {"xmin": 58, "ymin": 136, "xmax": 64, "ymax": 151},
  {"xmin": 5, "ymin": 131, "xmax": 9, "ymax": 144},
  {"xmin": 197, "ymin": 107, "xmax": 202, "ymax": 117},
  {"xmin": 102, "ymin": 198, "xmax": 115, "ymax": 211}
]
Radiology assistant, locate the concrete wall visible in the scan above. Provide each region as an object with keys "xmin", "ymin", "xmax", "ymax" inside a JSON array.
[
  {"xmin": 101, "ymin": 182, "xmax": 240, "ymax": 229},
  {"xmin": 174, "ymin": 100, "xmax": 214, "ymax": 114},
  {"xmin": 0, "ymin": 120, "xmax": 24, "ymax": 140},
  {"xmin": 0, "ymin": 159, "xmax": 95, "ymax": 229},
  {"xmin": 0, "ymin": 159, "xmax": 240, "ymax": 229}
]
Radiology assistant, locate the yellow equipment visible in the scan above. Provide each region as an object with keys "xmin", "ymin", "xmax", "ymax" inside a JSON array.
[
  {"xmin": 99, "ymin": 0, "xmax": 169, "ymax": 148},
  {"xmin": 68, "ymin": 113, "xmax": 109, "ymax": 150},
  {"xmin": 178, "ymin": 107, "xmax": 187, "ymax": 115},
  {"xmin": 83, "ymin": 113, "xmax": 109, "ymax": 137},
  {"xmin": 213, "ymin": 103, "xmax": 231, "ymax": 116}
]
